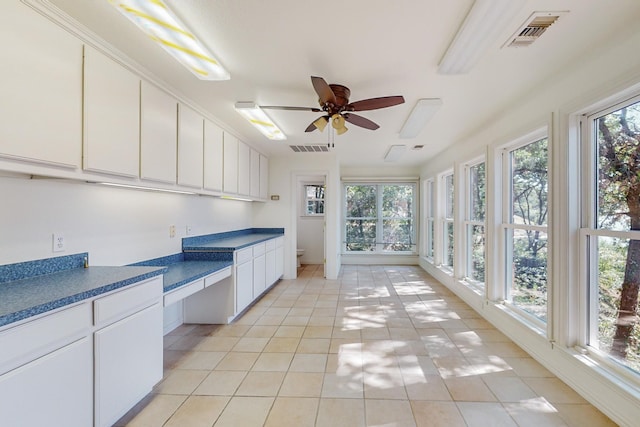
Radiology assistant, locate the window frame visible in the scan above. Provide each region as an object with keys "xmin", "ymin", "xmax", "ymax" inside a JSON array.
[
  {"xmin": 342, "ymin": 181, "xmax": 418, "ymax": 254},
  {"xmin": 424, "ymin": 178, "xmax": 435, "ymax": 260},
  {"xmin": 463, "ymin": 157, "xmax": 487, "ymax": 289},
  {"xmin": 439, "ymin": 170, "xmax": 455, "ymax": 272},
  {"xmin": 579, "ymin": 92, "xmax": 640, "ymax": 380},
  {"xmin": 499, "ymin": 128, "xmax": 550, "ymax": 332}
]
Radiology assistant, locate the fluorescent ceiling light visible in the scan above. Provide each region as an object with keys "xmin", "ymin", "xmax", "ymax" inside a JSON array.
[
  {"xmin": 384, "ymin": 145, "xmax": 407, "ymax": 162},
  {"xmin": 399, "ymin": 98, "xmax": 443, "ymax": 139},
  {"xmin": 95, "ymin": 182, "xmax": 197, "ymax": 195},
  {"xmin": 438, "ymin": 0, "xmax": 524, "ymax": 74},
  {"xmin": 235, "ymin": 102, "xmax": 286, "ymax": 140},
  {"xmin": 108, "ymin": 0, "xmax": 229, "ymax": 80}
]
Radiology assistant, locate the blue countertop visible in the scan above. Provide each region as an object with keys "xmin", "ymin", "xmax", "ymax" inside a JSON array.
[
  {"xmin": 182, "ymin": 228, "xmax": 284, "ymax": 252},
  {"xmin": 0, "ymin": 228, "xmax": 284, "ymax": 328},
  {"xmin": 130, "ymin": 253, "xmax": 233, "ymax": 293},
  {"xmin": 0, "ymin": 262, "xmax": 165, "ymax": 328}
]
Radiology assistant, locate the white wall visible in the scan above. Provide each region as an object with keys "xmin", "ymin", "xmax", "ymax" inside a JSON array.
[
  {"xmin": 0, "ymin": 174, "xmax": 252, "ymax": 266},
  {"xmin": 418, "ymin": 23, "xmax": 640, "ymax": 427},
  {"xmin": 253, "ymin": 153, "xmax": 340, "ymax": 279}
]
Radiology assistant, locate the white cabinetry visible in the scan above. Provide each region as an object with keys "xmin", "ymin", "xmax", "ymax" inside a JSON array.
[
  {"xmin": 235, "ymin": 247, "xmax": 254, "ymax": 313},
  {"xmin": 253, "ymin": 243, "xmax": 267, "ymax": 297},
  {"xmin": 0, "ymin": 1, "xmax": 83, "ymax": 169},
  {"xmin": 94, "ymin": 277, "xmax": 163, "ymax": 427},
  {"xmin": 238, "ymin": 140, "xmax": 251, "ymax": 196},
  {"xmin": 204, "ymin": 119, "xmax": 224, "ymax": 192},
  {"xmin": 177, "ymin": 104, "xmax": 204, "ymax": 189},
  {"xmin": 0, "ymin": 303, "xmax": 93, "ymax": 427},
  {"xmin": 140, "ymin": 81, "xmax": 177, "ymax": 183},
  {"xmin": 250, "ymin": 149, "xmax": 261, "ymax": 198},
  {"xmin": 275, "ymin": 237, "xmax": 285, "ymax": 279},
  {"xmin": 223, "ymin": 134, "xmax": 239, "ymax": 194},
  {"xmin": 83, "ymin": 45, "xmax": 140, "ymax": 177},
  {"xmin": 260, "ymin": 154, "xmax": 269, "ymax": 199},
  {"xmin": 182, "ymin": 267, "xmax": 233, "ymax": 324}
]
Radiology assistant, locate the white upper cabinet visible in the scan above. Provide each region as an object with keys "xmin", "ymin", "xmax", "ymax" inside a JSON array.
[
  {"xmin": 260, "ymin": 154, "xmax": 269, "ymax": 199},
  {"xmin": 177, "ymin": 104, "xmax": 204, "ymax": 189},
  {"xmin": 237, "ymin": 140, "xmax": 251, "ymax": 196},
  {"xmin": 223, "ymin": 133, "xmax": 239, "ymax": 194},
  {"xmin": 203, "ymin": 119, "xmax": 224, "ymax": 192},
  {"xmin": 250, "ymin": 149, "xmax": 260, "ymax": 198},
  {"xmin": 0, "ymin": 1, "xmax": 82, "ymax": 168},
  {"xmin": 140, "ymin": 82, "xmax": 177, "ymax": 184},
  {"xmin": 83, "ymin": 45, "xmax": 140, "ymax": 177}
]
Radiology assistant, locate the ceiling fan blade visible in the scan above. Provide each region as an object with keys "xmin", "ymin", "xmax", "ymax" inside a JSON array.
[
  {"xmin": 261, "ymin": 106, "xmax": 322, "ymax": 112},
  {"xmin": 311, "ymin": 76, "xmax": 337, "ymax": 105},
  {"xmin": 343, "ymin": 113, "xmax": 380, "ymax": 130},
  {"xmin": 347, "ymin": 96, "xmax": 405, "ymax": 112}
]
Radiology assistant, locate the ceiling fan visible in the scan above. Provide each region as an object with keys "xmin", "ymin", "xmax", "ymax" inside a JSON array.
[{"xmin": 262, "ymin": 76, "xmax": 405, "ymax": 135}]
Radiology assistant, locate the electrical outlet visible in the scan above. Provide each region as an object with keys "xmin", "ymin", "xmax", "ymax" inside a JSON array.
[
  {"xmin": 52, "ymin": 232, "xmax": 65, "ymax": 252},
  {"xmin": 169, "ymin": 225, "xmax": 176, "ymax": 238},
  {"xmin": 186, "ymin": 225, "xmax": 193, "ymax": 235}
]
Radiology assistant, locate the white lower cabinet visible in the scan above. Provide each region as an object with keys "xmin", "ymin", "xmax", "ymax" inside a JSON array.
[
  {"xmin": 253, "ymin": 252, "xmax": 266, "ymax": 297},
  {"xmin": 0, "ymin": 337, "xmax": 93, "ymax": 427},
  {"xmin": 94, "ymin": 303, "xmax": 163, "ymax": 427},
  {"xmin": 236, "ymin": 257, "xmax": 254, "ymax": 314},
  {"xmin": 94, "ymin": 277, "xmax": 163, "ymax": 427}
]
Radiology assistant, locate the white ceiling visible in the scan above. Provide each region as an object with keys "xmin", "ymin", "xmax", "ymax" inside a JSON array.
[{"xmin": 46, "ymin": 0, "xmax": 640, "ymax": 168}]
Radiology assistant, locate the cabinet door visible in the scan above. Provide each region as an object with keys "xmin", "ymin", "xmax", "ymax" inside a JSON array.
[
  {"xmin": 223, "ymin": 134, "xmax": 239, "ymax": 194},
  {"xmin": 253, "ymin": 253, "xmax": 266, "ymax": 297},
  {"xmin": 140, "ymin": 81, "xmax": 177, "ymax": 183},
  {"xmin": 0, "ymin": 1, "xmax": 82, "ymax": 168},
  {"xmin": 177, "ymin": 104, "xmax": 204, "ymax": 188},
  {"xmin": 276, "ymin": 242, "xmax": 284, "ymax": 279},
  {"xmin": 260, "ymin": 154, "xmax": 269, "ymax": 199},
  {"xmin": 94, "ymin": 303, "xmax": 163, "ymax": 427},
  {"xmin": 235, "ymin": 260, "xmax": 253, "ymax": 314},
  {"xmin": 83, "ymin": 45, "xmax": 140, "ymax": 177},
  {"xmin": 237, "ymin": 140, "xmax": 251, "ymax": 196},
  {"xmin": 265, "ymin": 249, "xmax": 276, "ymax": 287},
  {"xmin": 204, "ymin": 119, "xmax": 224, "ymax": 192},
  {"xmin": 250, "ymin": 149, "xmax": 261, "ymax": 198},
  {"xmin": 0, "ymin": 337, "xmax": 92, "ymax": 427}
]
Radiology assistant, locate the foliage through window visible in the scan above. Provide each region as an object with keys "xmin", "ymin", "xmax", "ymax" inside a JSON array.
[
  {"xmin": 465, "ymin": 161, "xmax": 486, "ymax": 286},
  {"xmin": 425, "ymin": 180, "xmax": 435, "ymax": 259},
  {"xmin": 504, "ymin": 137, "xmax": 549, "ymax": 322},
  {"xmin": 586, "ymin": 97, "xmax": 640, "ymax": 373},
  {"xmin": 344, "ymin": 183, "xmax": 416, "ymax": 252},
  {"xmin": 443, "ymin": 173, "xmax": 454, "ymax": 268}
]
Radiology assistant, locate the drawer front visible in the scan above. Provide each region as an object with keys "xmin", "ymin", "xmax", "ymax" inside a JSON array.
[
  {"xmin": 204, "ymin": 266, "xmax": 231, "ymax": 288},
  {"xmin": 265, "ymin": 239, "xmax": 276, "ymax": 251},
  {"xmin": 252, "ymin": 242, "xmax": 266, "ymax": 256},
  {"xmin": 235, "ymin": 247, "xmax": 253, "ymax": 264},
  {"xmin": 0, "ymin": 302, "xmax": 91, "ymax": 375},
  {"xmin": 94, "ymin": 276, "xmax": 162, "ymax": 327},
  {"xmin": 163, "ymin": 278, "xmax": 204, "ymax": 307}
]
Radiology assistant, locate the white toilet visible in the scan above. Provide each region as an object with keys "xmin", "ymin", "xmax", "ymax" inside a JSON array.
[{"xmin": 296, "ymin": 249, "xmax": 305, "ymax": 268}]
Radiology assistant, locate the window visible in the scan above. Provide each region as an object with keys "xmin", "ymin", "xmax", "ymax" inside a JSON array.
[
  {"xmin": 442, "ymin": 173, "xmax": 454, "ymax": 269},
  {"xmin": 425, "ymin": 179, "xmax": 435, "ymax": 259},
  {"xmin": 344, "ymin": 183, "xmax": 416, "ymax": 253},
  {"xmin": 303, "ymin": 184, "xmax": 325, "ymax": 216},
  {"xmin": 583, "ymin": 95, "xmax": 640, "ymax": 374},
  {"xmin": 503, "ymin": 136, "xmax": 549, "ymax": 323},
  {"xmin": 465, "ymin": 160, "xmax": 486, "ymax": 287}
]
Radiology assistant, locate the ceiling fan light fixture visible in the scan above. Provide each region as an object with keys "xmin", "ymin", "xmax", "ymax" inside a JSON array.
[
  {"xmin": 108, "ymin": 0, "xmax": 230, "ymax": 80},
  {"xmin": 235, "ymin": 102, "xmax": 286, "ymax": 140},
  {"xmin": 332, "ymin": 114, "xmax": 348, "ymax": 135},
  {"xmin": 438, "ymin": 0, "xmax": 524, "ymax": 74},
  {"xmin": 399, "ymin": 98, "xmax": 443, "ymax": 139},
  {"xmin": 313, "ymin": 116, "xmax": 328, "ymax": 132}
]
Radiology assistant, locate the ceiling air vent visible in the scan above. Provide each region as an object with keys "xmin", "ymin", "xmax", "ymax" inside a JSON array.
[
  {"xmin": 503, "ymin": 11, "xmax": 566, "ymax": 48},
  {"xmin": 289, "ymin": 145, "xmax": 330, "ymax": 153}
]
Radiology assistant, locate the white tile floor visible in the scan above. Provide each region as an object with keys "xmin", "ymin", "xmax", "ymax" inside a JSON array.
[{"xmin": 115, "ymin": 265, "xmax": 616, "ymax": 426}]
